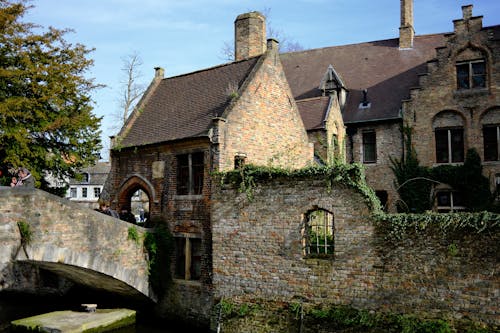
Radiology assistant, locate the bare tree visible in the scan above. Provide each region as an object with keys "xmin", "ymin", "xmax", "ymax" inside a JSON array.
[
  {"xmin": 220, "ymin": 8, "xmax": 304, "ymax": 61},
  {"xmin": 111, "ymin": 51, "xmax": 146, "ymax": 132}
]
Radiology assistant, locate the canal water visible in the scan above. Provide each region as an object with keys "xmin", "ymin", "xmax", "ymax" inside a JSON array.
[{"xmin": 0, "ymin": 288, "xmax": 210, "ymax": 333}]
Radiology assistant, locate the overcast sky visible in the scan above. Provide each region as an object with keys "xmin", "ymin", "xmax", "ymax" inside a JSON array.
[{"xmin": 23, "ymin": 0, "xmax": 500, "ymax": 160}]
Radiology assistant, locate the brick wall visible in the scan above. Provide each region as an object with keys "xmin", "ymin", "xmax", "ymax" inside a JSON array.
[
  {"xmin": 350, "ymin": 121, "xmax": 403, "ymax": 211},
  {"xmin": 215, "ymin": 40, "xmax": 314, "ymax": 171},
  {"xmin": 108, "ymin": 139, "xmax": 214, "ymax": 324},
  {"xmin": 211, "ymin": 177, "xmax": 499, "ymax": 326},
  {"xmin": 403, "ymin": 9, "xmax": 500, "ymax": 192}
]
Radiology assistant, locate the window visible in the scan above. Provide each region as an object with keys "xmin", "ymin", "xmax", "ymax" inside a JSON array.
[
  {"xmin": 362, "ymin": 131, "xmax": 376, "ymax": 163},
  {"xmin": 93, "ymin": 187, "xmax": 101, "ymax": 198},
  {"xmin": 483, "ymin": 125, "xmax": 499, "ymax": 161},
  {"xmin": 435, "ymin": 190, "xmax": 465, "ymax": 213},
  {"xmin": 456, "ymin": 59, "xmax": 486, "ymax": 89},
  {"xmin": 234, "ymin": 154, "xmax": 246, "ymax": 169},
  {"xmin": 375, "ymin": 190, "xmax": 388, "ymax": 211},
  {"xmin": 81, "ymin": 172, "xmax": 90, "ymax": 183},
  {"xmin": 177, "ymin": 152, "xmax": 204, "ymax": 195},
  {"xmin": 70, "ymin": 187, "xmax": 77, "ymax": 198},
  {"xmin": 82, "ymin": 187, "xmax": 87, "ymax": 198},
  {"xmin": 303, "ymin": 209, "xmax": 334, "ymax": 257},
  {"xmin": 435, "ymin": 128, "xmax": 464, "ymax": 163},
  {"xmin": 175, "ymin": 237, "xmax": 201, "ymax": 280}
]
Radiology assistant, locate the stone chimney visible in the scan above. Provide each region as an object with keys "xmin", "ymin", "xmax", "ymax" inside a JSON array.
[
  {"xmin": 154, "ymin": 67, "xmax": 164, "ymax": 80},
  {"xmin": 234, "ymin": 11, "xmax": 266, "ymax": 61},
  {"xmin": 399, "ymin": 0, "xmax": 414, "ymax": 49}
]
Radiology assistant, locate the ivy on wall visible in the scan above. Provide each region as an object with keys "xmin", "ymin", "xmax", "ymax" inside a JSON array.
[
  {"xmin": 391, "ymin": 126, "xmax": 495, "ymax": 213},
  {"xmin": 215, "ymin": 163, "xmax": 382, "ymax": 212}
]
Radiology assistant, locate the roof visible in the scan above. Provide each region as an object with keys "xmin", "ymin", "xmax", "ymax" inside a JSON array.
[
  {"xmin": 68, "ymin": 162, "xmax": 110, "ymax": 186},
  {"xmin": 120, "ymin": 57, "xmax": 260, "ymax": 147},
  {"xmin": 281, "ymin": 34, "xmax": 447, "ymax": 124},
  {"xmin": 296, "ymin": 97, "xmax": 330, "ymax": 131}
]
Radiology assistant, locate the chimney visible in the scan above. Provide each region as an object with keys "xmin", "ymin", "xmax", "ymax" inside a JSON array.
[
  {"xmin": 399, "ymin": 0, "xmax": 414, "ymax": 49},
  {"xmin": 154, "ymin": 67, "xmax": 164, "ymax": 80},
  {"xmin": 234, "ymin": 11, "xmax": 266, "ymax": 61}
]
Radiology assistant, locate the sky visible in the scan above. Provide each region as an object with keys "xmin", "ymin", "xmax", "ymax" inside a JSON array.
[{"xmin": 23, "ymin": 0, "xmax": 500, "ymax": 160}]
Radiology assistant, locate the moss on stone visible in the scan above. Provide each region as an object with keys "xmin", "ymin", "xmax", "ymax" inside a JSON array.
[{"xmin": 11, "ymin": 309, "xmax": 135, "ymax": 333}]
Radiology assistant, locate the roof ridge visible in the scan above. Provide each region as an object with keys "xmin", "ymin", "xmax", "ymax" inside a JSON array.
[
  {"xmin": 163, "ymin": 55, "xmax": 262, "ymax": 80},
  {"xmin": 280, "ymin": 32, "xmax": 449, "ymax": 57}
]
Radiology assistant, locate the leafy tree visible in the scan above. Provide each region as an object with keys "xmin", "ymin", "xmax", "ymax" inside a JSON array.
[{"xmin": 0, "ymin": 0, "xmax": 102, "ymax": 189}]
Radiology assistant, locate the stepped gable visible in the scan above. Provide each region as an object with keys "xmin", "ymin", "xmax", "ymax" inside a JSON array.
[
  {"xmin": 296, "ymin": 96, "xmax": 330, "ymax": 131},
  {"xmin": 281, "ymin": 34, "xmax": 446, "ymax": 124},
  {"xmin": 120, "ymin": 56, "xmax": 260, "ymax": 147}
]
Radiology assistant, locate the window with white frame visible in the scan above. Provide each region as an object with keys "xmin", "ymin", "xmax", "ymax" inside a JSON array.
[
  {"xmin": 70, "ymin": 187, "xmax": 77, "ymax": 198},
  {"xmin": 303, "ymin": 209, "xmax": 334, "ymax": 257},
  {"xmin": 435, "ymin": 128, "xmax": 464, "ymax": 163},
  {"xmin": 456, "ymin": 59, "xmax": 486, "ymax": 90},
  {"xmin": 82, "ymin": 187, "xmax": 88, "ymax": 198},
  {"xmin": 94, "ymin": 187, "xmax": 101, "ymax": 198},
  {"xmin": 435, "ymin": 190, "xmax": 465, "ymax": 213}
]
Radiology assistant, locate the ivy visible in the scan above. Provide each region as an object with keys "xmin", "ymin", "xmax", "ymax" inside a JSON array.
[
  {"xmin": 214, "ymin": 163, "xmax": 382, "ymax": 212},
  {"xmin": 391, "ymin": 126, "xmax": 494, "ymax": 213},
  {"xmin": 374, "ymin": 211, "xmax": 500, "ymax": 242},
  {"xmin": 17, "ymin": 220, "xmax": 32, "ymax": 246},
  {"xmin": 143, "ymin": 220, "xmax": 174, "ymax": 298}
]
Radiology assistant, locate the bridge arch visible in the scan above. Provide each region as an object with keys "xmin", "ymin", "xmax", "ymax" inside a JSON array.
[{"xmin": 0, "ymin": 188, "xmax": 152, "ymax": 299}]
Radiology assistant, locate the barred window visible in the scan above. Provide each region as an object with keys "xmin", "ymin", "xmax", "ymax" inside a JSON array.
[{"xmin": 303, "ymin": 209, "xmax": 334, "ymax": 257}]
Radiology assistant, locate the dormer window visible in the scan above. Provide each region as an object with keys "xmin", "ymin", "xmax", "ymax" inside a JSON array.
[
  {"xmin": 456, "ymin": 59, "xmax": 486, "ymax": 90},
  {"xmin": 82, "ymin": 172, "xmax": 90, "ymax": 183}
]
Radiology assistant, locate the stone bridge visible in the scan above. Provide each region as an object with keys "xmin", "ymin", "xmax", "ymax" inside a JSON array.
[{"xmin": 0, "ymin": 187, "xmax": 151, "ymax": 300}]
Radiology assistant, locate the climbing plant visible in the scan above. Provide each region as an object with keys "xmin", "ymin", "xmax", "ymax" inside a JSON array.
[
  {"xmin": 391, "ymin": 126, "xmax": 494, "ymax": 213},
  {"xmin": 143, "ymin": 219, "xmax": 174, "ymax": 298},
  {"xmin": 17, "ymin": 221, "xmax": 32, "ymax": 246},
  {"xmin": 215, "ymin": 163, "xmax": 381, "ymax": 212}
]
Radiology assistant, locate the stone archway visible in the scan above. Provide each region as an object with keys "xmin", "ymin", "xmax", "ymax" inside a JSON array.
[{"xmin": 117, "ymin": 175, "xmax": 156, "ymax": 226}]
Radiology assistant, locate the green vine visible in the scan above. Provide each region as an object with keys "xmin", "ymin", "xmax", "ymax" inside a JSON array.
[
  {"xmin": 214, "ymin": 163, "xmax": 381, "ymax": 212},
  {"xmin": 127, "ymin": 226, "xmax": 140, "ymax": 245},
  {"xmin": 374, "ymin": 211, "xmax": 500, "ymax": 242},
  {"xmin": 143, "ymin": 220, "xmax": 174, "ymax": 297},
  {"xmin": 17, "ymin": 221, "xmax": 33, "ymax": 246},
  {"xmin": 391, "ymin": 126, "xmax": 494, "ymax": 213}
]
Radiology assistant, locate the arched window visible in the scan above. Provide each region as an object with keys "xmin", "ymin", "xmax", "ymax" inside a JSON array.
[{"xmin": 302, "ymin": 208, "xmax": 334, "ymax": 257}]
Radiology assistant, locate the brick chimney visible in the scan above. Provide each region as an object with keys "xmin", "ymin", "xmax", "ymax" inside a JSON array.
[
  {"xmin": 234, "ymin": 11, "xmax": 266, "ymax": 61},
  {"xmin": 399, "ymin": 0, "xmax": 414, "ymax": 49}
]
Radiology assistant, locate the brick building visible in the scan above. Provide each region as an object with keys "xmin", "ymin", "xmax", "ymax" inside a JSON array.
[{"xmin": 105, "ymin": 0, "xmax": 499, "ymax": 324}]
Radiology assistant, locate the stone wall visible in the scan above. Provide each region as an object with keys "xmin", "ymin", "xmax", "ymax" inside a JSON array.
[
  {"xmin": 402, "ymin": 8, "xmax": 500, "ymax": 192},
  {"xmin": 0, "ymin": 187, "xmax": 150, "ymax": 298},
  {"xmin": 211, "ymin": 177, "xmax": 499, "ymax": 326}
]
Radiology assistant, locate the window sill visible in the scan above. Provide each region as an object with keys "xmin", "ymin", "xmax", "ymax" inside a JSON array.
[
  {"xmin": 173, "ymin": 194, "xmax": 203, "ymax": 200},
  {"xmin": 483, "ymin": 160, "xmax": 499, "ymax": 165},
  {"xmin": 454, "ymin": 88, "xmax": 489, "ymax": 98},
  {"xmin": 173, "ymin": 278, "xmax": 202, "ymax": 286}
]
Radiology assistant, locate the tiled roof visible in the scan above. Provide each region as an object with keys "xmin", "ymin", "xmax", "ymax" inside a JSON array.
[
  {"xmin": 68, "ymin": 162, "xmax": 110, "ymax": 185},
  {"xmin": 120, "ymin": 57, "xmax": 260, "ymax": 147},
  {"xmin": 296, "ymin": 97, "xmax": 330, "ymax": 131},
  {"xmin": 281, "ymin": 34, "xmax": 447, "ymax": 124}
]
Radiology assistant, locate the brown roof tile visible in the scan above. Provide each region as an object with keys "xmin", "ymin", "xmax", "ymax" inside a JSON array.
[
  {"xmin": 120, "ymin": 57, "xmax": 260, "ymax": 147},
  {"xmin": 296, "ymin": 97, "xmax": 330, "ymax": 130},
  {"xmin": 281, "ymin": 34, "xmax": 446, "ymax": 124}
]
